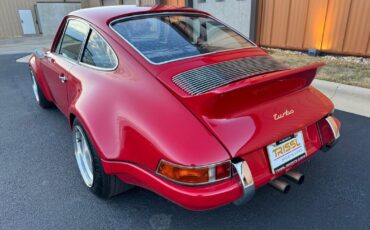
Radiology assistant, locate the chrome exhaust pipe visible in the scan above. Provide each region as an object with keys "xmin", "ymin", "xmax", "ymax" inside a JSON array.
[
  {"xmin": 269, "ymin": 179, "xmax": 290, "ymax": 193},
  {"xmin": 284, "ymin": 170, "xmax": 304, "ymax": 185}
]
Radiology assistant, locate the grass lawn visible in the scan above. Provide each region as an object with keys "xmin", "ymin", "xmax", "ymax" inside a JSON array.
[{"xmin": 268, "ymin": 48, "xmax": 370, "ymax": 89}]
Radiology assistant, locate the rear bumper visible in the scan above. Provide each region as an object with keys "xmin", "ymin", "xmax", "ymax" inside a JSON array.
[
  {"xmin": 101, "ymin": 146, "xmax": 328, "ymax": 210},
  {"xmin": 101, "ymin": 116, "xmax": 340, "ymax": 210},
  {"xmin": 101, "ymin": 144, "xmax": 337, "ymax": 210},
  {"xmin": 102, "ymin": 160, "xmax": 244, "ymax": 211}
]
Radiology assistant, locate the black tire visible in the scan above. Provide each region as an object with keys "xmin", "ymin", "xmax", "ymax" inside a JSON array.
[
  {"xmin": 72, "ymin": 118, "xmax": 133, "ymax": 198},
  {"xmin": 30, "ymin": 69, "xmax": 53, "ymax": 109}
]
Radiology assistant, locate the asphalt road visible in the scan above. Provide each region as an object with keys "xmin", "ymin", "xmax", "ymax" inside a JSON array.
[{"xmin": 0, "ymin": 53, "xmax": 369, "ymax": 230}]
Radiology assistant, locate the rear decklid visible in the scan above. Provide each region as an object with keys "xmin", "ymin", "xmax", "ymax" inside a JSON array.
[{"xmin": 155, "ymin": 51, "xmax": 333, "ymax": 158}]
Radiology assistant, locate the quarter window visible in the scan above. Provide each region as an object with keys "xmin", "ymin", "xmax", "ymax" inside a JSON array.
[
  {"xmin": 81, "ymin": 30, "xmax": 117, "ymax": 69},
  {"xmin": 59, "ymin": 20, "xmax": 89, "ymax": 61}
]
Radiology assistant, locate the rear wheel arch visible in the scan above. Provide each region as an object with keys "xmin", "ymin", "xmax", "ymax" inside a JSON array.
[
  {"xmin": 72, "ymin": 118, "xmax": 133, "ymax": 197},
  {"xmin": 68, "ymin": 110, "xmax": 107, "ymax": 161}
]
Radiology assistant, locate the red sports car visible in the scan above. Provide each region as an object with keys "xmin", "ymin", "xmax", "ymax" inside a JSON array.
[{"xmin": 29, "ymin": 5, "xmax": 341, "ymax": 210}]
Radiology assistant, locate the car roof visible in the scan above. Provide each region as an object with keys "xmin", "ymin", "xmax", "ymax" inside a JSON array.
[{"xmin": 68, "ymin": 5, "xmax": 209, "ymax": 28}]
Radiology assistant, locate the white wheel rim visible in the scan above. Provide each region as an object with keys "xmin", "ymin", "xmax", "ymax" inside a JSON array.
[
  {"xmin": 30, "ymin": 71, "xmax": 40, "ymax": 102},
  {"xmin": 73, "ymin": 126, "xmax": 94, "ymax": 187}
]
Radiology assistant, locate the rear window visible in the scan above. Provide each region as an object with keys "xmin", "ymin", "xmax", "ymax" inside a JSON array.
[{"xmin": 111, "ymin": 14, "xmax": 254, "ymax": 64}]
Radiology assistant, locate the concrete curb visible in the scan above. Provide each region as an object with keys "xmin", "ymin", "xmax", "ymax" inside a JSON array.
[{"xmin": 313, "ymin": 79, "xmax": 370, "ymax": 118}]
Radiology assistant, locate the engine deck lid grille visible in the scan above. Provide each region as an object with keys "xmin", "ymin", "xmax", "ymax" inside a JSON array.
[{"xmin": 172, "ymin": 56, "xmax": 288, "ymax": 96}]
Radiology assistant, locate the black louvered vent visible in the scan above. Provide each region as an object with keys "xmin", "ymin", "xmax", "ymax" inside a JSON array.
[{"xmin": 172, "ymin": 56, "xmax": 287, "ymax": 95}]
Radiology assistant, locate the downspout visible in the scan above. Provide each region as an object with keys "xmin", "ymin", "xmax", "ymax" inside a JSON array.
[
  {"xmin": 186, "ymin": 0, "xmax": 193, "ymax": 8},
  {"xmin": 249, "ymin": 0, "xmax": 258, "ymax": 42}
]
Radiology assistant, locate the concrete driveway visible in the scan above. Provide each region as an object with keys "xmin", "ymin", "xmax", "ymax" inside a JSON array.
[
  {"xmin": 0, "ymin": 53, "xmax": 370, "ymax": 230},
  {"xmin": 0, "ymin": 36, "xmax": 53, "ymax": 55}
]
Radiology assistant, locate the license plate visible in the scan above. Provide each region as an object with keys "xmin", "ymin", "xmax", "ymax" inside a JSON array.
[{"xmin": 267, "ymin": 131, "xmax": 307, "ymax": 174}]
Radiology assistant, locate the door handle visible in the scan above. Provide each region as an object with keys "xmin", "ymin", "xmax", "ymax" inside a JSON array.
[{"xmin": 58, "ymin": 74, "xmax": 67, "ymax": 83}]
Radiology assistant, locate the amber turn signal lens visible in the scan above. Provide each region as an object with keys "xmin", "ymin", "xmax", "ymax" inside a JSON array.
[
  {"xmin": 157, "ymin": 160, "xmax": 231, "ymax": 185},
  {"xmin": 157, "ymin": 161, "xmax": 209, "ymax": 184}
]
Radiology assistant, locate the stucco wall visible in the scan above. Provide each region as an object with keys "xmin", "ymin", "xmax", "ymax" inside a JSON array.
[
  {"xmin": 194, "ymin": 0, "xmax": 253, "ymax": 38},
  {"xmin": 124, "ymin": 0, "xmax": 137, "ymax": 5},
  {"xmin": 36, "ymin": 3, "xmax": 81, "ymax": 36}
]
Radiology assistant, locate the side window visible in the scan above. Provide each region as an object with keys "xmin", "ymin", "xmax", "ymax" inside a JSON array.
[
  {"xmin": 59, "ymin": 20, "xmax": 89, "ymax": 61},
  {"xmin": 54, "ymin": 21, "xmax": 68, "ymax": 54},
  {"xmin": 81, "ymin": 30, "xmax": 117, "ymax": 69},
  {"xmin": 55, "ymin": 37, "xmax": 62, "ymax": 54}
]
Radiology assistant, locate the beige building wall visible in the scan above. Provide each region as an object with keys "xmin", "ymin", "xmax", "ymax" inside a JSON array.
[
  {"xmin": 0, "ymin": 0, "xmax": 83, "ymax": 39},
  {"xmin": 0, "ymin": 0, "xmax": 110, "ymax": 39},
  {"xmin": 138, "ymin": 0, "xmax": 157, "ymax": 5},
  {"xmin": 81, "ymin": 0, "xmax": 102, "ymax": 8},
  {"xmin": 81, "ymin": 0, "xmax": 136, "ymax": 8},
  {"xmin": 0, "ymin": 0, "xmax": 183, "ymax": 39},
  {"xmin": 0, "ymin": 0, "xmax": 38, "ymax": 39}
]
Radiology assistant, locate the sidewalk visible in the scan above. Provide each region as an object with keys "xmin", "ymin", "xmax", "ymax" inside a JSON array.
[
  {"xmin": 0, "ymin": 35, "xmax": 53, "ymax": 54},
  {"xmin": 313, "ymin": 79, "xmax": 370, "ymax": 118}
]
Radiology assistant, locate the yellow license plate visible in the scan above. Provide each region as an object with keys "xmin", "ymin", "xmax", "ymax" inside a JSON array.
[{"xmin": 267, "ymin": 131, "xmax": 307, "ymax": 174}]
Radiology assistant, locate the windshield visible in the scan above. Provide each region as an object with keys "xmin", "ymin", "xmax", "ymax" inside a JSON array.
[{"xmin": 111, "ymin": 14, "xmax": 255, "ymax": 64}]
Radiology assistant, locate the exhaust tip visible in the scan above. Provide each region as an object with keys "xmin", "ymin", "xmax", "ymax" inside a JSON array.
[
  {"xmin": 297, "ymin": 175, "xmax": 304, "ymax": 184},
  {"xmin": 284, "ymin": 171, "xmax": 304, "ymax": 185},
  {"xmin": 283, "ymin": 184, "xmax": 291, "ymax": 193},
  {"xmin": 269, "ymin": 179, "xmax": 290, "ymax": 194}
]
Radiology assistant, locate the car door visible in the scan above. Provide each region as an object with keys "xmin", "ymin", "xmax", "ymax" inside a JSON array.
[{"xmin": 41, "ymin": 19, "xmax": 89, "ymax": 115}]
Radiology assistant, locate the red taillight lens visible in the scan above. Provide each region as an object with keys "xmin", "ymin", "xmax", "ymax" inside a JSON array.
[
  {"xmin": 157, "ymin": 160, "xmax": 231, "ymax": 185},
  {"xmin": 317, "ymin": 115, "xmax": 340, "ymax": 147},
  {"xmin": 318, "ymin": 119, "xmax": 335, "ymax": 145},
  {"xmin": 216, "ymin": 162, "xmax": 231, "ymax": 180}
]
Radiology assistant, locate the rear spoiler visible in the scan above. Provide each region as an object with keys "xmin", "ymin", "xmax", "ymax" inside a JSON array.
[
  {"xmin": 181, "ymin": 62, "xmax": 326, "ymax": 111},
  {"xmin": 206, "ymin": 62, "xmax": 325, "ymax": 96}
]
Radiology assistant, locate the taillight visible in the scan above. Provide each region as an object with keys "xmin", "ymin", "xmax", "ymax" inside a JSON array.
[
  {"xmin": 317, "ymin": 115, "xmax": 341, "ymax": 149},
  {"xmin": 156, "ymin": 160, "xmax": 231, "ymax": 185},
  {"xmin": 216, "ymin": 163, "xmax": 231, "ymax": 180}
]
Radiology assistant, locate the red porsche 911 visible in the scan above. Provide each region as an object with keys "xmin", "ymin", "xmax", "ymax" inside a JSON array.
[{"xmin": 29, "ymin": 5, "xmax": 341, "ymax": 210}]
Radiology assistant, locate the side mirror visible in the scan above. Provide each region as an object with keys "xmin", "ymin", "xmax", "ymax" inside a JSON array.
[{"xmin": 34, "ymin": 48, "xmax": 46, "ymax": 58}]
